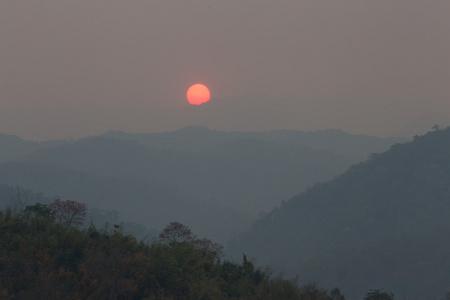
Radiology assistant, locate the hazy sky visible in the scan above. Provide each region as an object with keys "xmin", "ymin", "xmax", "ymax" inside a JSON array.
[{"xmin": 1, "ymin": 0, "xmax": 449, "ymax": 140}]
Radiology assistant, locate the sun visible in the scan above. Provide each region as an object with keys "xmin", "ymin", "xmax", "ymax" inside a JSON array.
[{"xmin": 186, "ymin": 84, "xmax": 210, "ymax": 105}]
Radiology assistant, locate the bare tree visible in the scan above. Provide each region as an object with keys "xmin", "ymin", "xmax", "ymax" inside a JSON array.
[{"xmin": 11, "ymin": 185, "xmax": 28, "ymax": 213}]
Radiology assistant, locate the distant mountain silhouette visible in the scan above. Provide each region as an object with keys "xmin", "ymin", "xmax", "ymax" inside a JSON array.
[
  {"xmin": 231, "ymin": 127, "xmax": 450, "ymax": 299},
  {"xmin": 15, "ymin": 131, "xmax": 395, "ymax": 214},
  {"xmin": 0, "ymin": 133, "xmax": 68, "ymax": 162},
  {"xmin": 0, "ymin": 127, "xmax": 404, "ymax": 245},
  {"xmin": 100, "ymin": 126, "xmax": 405, "ymax": 159}
]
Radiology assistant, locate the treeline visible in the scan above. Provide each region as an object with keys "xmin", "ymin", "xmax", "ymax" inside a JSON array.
[{"xmin": 0, "ymin": 204, "xmax": 347, "ymax": 300}]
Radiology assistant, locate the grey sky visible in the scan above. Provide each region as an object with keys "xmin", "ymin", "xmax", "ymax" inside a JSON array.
[{"xmin": 1, "ymin": 0, "xmax": 449, "ymax": 140}]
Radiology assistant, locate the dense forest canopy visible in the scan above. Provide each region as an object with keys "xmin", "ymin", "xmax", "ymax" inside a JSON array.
[{"xmin": 0, "ymin": 204, "xmax": 350, "ymax": 300}]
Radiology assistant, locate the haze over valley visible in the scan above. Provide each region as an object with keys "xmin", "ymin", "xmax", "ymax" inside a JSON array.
[{"xmin": 0, "ymin": 127, "xmax": 405, "ymax": 243}]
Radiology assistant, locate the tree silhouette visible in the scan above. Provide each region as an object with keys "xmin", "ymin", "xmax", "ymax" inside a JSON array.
[
  {"xmin": 364, "ymin": 289, "xmax": 394, "ymax": 300},
  {"xmin": 159, "ymin": 222, "xmax": 224, "ymax": 256},
  {"xmin": 159, "ymin": 221, "xmax": 196, "ymax": 244},
  {"xmin": 49, "ymin": 199, "xmax": 87, "ymax": 230}
]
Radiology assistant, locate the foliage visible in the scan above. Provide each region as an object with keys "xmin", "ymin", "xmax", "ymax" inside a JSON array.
[
  {"xmin": 159, "ymin": 221, "xmax": 224, "ymax": 256},
  {"xmin": 0, "ymin": 210, "xmax": 345, "ymax": 299},
  {"xmin": 24, "ymin": 202, "xmax": 52, "ymax": 218}
]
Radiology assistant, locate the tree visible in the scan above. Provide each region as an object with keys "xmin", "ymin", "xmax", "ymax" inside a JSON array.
[
  {"xmin": 49, "ymin": 199, "xmax": 87, "ymax": 230},
  {"xmin": 298, "ymin": 283, "xmax": 331, "ymax": 300},
  {"xmin": 330, "ymin": 288, "xmax": 346, "ymax": 300},
  {"xmin": 194, "ymin": 238, "xmax": 224, "ymax": 257},
  {"xmin": 159, "ymin": 222, "xmax": 224, "ymax": 258},
  {"xmin": 11, "ymin": 185, "xmax": 28, "ymax": 213},
  {"xmin": 159, "ymin": 221, "xmax": 197, "ymax": 244},
  {"xmin": 364, "ymin": 289, "xmax": 394, "ymax": 300},
  {"xmin": 24, "ymin": 203, "xmax": 52, "ymax": 218}
]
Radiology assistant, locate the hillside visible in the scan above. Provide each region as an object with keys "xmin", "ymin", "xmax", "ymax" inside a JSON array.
[
  {"xmin": 1, "ymin": 209, "xmax": 345, "ymax": 300},
  {"xmin": 231, "ymin": 127, "xmax": 450, "ymax": 299}
]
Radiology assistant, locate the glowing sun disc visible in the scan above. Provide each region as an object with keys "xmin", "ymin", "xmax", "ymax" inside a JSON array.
[{"xmin": 187, "ymin": 84, "xmax": 210, "ymax": 105}]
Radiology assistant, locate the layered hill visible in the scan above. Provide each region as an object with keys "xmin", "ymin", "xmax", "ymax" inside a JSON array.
[
  {"xmin": 0, "ymin": 133, "xmax": 67, "ymax": 162},
  {"xmin": 100, "ymin": 126, "xmax": 404, "ymax": 160},
  {"xmin": 0, "ymin": 208, "xmax": 341, "ymax": 300},
  {"xmin": 231, "ymin": 128, "xmax": 450, "ymax": 299},
  {"xmin": 0, "ymin": 127, "xmax": 404, "ymax": 251},
  {"xmin": 14, "ymin": 127, "xmax": 403, "ymax": 214}
]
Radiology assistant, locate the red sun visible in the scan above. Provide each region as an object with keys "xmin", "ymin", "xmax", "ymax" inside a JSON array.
[{"xmin": 186, "ymin": 84, "xmax": 210, "ymax": 105}]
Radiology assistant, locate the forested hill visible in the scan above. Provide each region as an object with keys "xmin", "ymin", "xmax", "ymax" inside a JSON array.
[
  {"xmin": 231, "ymin": 127, "xmax": 450, "ymax": 299},
  {"xmin": 0, "ymin": 208, "xmax": 347, "ymax": 299}
]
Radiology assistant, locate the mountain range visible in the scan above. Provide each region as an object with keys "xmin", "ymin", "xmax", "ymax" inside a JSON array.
[{"xmin": 0, "ymin": 127, "xmax": 404, "ymax": 244}]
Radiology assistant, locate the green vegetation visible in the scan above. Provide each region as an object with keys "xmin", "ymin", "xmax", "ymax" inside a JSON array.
[{"xmin": 0, "ymin": 204, "xmax": 344, "ymax": 300}]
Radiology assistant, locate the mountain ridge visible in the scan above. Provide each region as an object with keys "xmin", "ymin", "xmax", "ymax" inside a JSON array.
[{"xmin": 231, "ymin": 127, "xmax": 450, "ymax": 299}]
